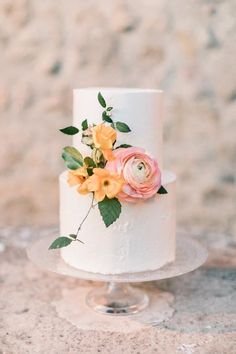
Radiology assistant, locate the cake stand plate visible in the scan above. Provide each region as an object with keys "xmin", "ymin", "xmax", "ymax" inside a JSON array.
[{"xmin": 27, "ymin": 234, "xmax": 207, "ymax": 316}]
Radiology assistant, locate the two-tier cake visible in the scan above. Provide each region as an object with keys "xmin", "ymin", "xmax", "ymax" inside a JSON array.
[{"xmin": 56, "ymin": 88, "xmax": 176, "ymax": 274}]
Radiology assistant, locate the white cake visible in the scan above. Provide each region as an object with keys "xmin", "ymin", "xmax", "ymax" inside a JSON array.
[{"xmin": 60, "ymin": 88, "xmax": 176, "ymax": 274}]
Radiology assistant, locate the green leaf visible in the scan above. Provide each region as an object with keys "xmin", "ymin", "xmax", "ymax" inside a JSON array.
[
  {"xmin": 97, "ymin": 161, "xmax": 105, "ymax": 168},
  {"xmin": 87, "ymin": 168, "xmax": 93, "ymax": 176},
  {"xmin": 157, "ymin": 185, "xmax": 168, "ymax": 194},
  {"xmin": 59, "ymin": 126, "xmax": 79, "ymax": 135},
  {"xmin": 84, "ymin": 157, "xmax": 95, "ymax": 176},
  {"xmin": 84, "ymin": 156, "xmax": 96, "ymax": 168},
  {"xmin": 63, "ymin": 146, "xmax": 83, "ymax": 165},
  {"xmin": 102, "ymin": 111, "xmax": 113, "ymax": 123},
  {"xmin": 66, "ymin": 162, "xmax": 80, "ymax": 170},
  {"xmin": 62, "ymin": 146, "xmax": 84, "ymax": 170},
  {"xmin": 98, "ymin": 92, "xmax": 106, "ymax": 108},
  {"xmin": 98, "ymin": 197, "xmax": 122, "ymax": 227},
  {"xmin": 106, "ymin": 106, "xmax": 113, "ymax": 111},
  {"xmin": 69, "ymin": 234, "xmax": 77, "ymax": 240},
  {"xmin": 111, "ymin": 122, "xmax": 115, "ymax": 129},
  {"xmin": 116, "ymin": 122, "xmax": 131, "ymax": 133},
  {"xmin": 82, "ymin": 119, "xmax": 88, "ymax": 131},
  {"xmin": 49, "ymin": 237, "xmax": 73, "ymax": 249},
  {"xmin": 62, "ymin": 151, "xmax": 81, "ymax": 170},
  {"xmin": 115, "ymin": 144, "xmax": 132, "ymax": 149}
]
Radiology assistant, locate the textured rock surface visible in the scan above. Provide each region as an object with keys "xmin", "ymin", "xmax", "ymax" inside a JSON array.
[
  {"xmin": 1, "ymin": 0, "xmax": 236, "ymax": 237},
  {"xmin": 0, "ymin": 227, "xmax": 235, "ymax": 353}
]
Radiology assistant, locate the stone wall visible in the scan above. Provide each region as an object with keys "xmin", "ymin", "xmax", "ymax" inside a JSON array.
[{"xmin": 1, "ymin": 0, "xmax": 236, "ymax": 236}]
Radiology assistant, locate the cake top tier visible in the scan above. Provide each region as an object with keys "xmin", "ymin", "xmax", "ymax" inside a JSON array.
[
  {"xmin": 74, "ymin": 87, "xmax": 162, "ymax": 93},
  {"xmin": 73, "ymin": 88, "xmax": 164, "ymax": 169}
]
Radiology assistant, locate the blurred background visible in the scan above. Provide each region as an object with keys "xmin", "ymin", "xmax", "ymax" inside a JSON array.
[{"xmin": 1, "ymin": 0, "xmax": 235, "ymax": 237}]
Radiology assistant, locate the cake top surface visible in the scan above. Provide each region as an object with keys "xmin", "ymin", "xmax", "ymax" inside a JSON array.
[{"xmin": 74, "ymin": 87, "xmax": 163, "ymax": 94}]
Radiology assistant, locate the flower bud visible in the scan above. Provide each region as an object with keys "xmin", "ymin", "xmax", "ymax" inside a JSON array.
[
  {"xmin": 92, "ymin": 148, "xmax": 103, "ymax": 164},
  {"xmin": 81, "ymin": 126, "xmax": 93, "ymax": 146}
]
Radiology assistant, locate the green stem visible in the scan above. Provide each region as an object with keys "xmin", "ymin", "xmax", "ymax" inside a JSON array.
[{"xmin": 75, "ymin": 194, "xmax": 95, "ymax": 243}]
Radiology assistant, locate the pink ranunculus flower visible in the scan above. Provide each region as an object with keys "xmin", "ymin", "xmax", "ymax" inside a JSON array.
[{"xmin": 106, "ymin": 147, "xmax": 161, "ymax": 202}]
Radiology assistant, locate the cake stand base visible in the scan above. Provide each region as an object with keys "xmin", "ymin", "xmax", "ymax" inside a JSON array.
[
  {"xmin": 86, "ymin": 282, "xmax": 149, "ymax": 315},
  {"xmin": 27, "ymin": 234, "xmax": 208, "ymax": 316}
]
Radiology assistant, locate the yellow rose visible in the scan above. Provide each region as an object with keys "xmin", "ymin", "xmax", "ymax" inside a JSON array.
[
  {"xmin": 77, "ymin": 168, "xmax": 124, "ymax": 202},
  {"xmin": 92, "ymin": 124, "xmax": 116, "ymax": 161}
]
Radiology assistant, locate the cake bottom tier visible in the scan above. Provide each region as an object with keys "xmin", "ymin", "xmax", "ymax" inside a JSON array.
[{"xmin": 59, "ymin": 170, "xmax": 176, "ymax": 274}]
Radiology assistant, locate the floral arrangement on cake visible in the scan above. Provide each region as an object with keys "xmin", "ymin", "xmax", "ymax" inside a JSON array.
[{"xmin": 49, "ymin": 92, "xmax": 167, "ymax": 249}]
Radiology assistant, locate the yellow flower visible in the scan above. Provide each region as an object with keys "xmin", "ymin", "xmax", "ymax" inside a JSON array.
[
  {"xmin": 67, "ymin": 166, "xmax": 88, "ymax": 186},
  {"xmin": 78, "ymin": 168, "xmax": 124, "ymax": 202},
  {"xmin": 92, "ymin": 124, "xmax": 117, "ymax": 161}
]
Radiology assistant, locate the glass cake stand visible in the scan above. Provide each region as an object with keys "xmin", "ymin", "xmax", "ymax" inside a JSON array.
[{"xmin": 27, "ymin": 233, "xmax": 208, "ymax": 316}]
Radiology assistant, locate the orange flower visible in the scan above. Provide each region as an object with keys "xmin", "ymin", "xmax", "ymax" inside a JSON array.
[
  {"xmin": 92, "ymin": 124, "xmax": 116, "ymax": 161},
  {"xmin": 78, "ymin": 168, "xmax": 124, "ymax": 202},
  {"xmin": 102, "ymin": 149, "xmax": 115, "ymax": 161},
  {"xmin": 67, "ymin": 166, "xmax": 88, "ymax": 186}
]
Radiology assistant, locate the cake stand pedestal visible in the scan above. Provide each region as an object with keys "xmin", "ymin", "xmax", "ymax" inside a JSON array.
[
  {"xmin": 27, "ymin": 234, "xmax": 207, "ymax": 316},
  {"xmin": 86, "ymin": 282, "xmax": 149, "ymax": 315}
]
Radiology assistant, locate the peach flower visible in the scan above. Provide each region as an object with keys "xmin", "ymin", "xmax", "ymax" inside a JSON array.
[
  {"xmin": 78, "ymin": 168, "xmax": 124, "ymax": 202},
  {"xmin": 106, "ymin": 147, "xmax": 161, "ymax": 202},
  {"xmin": 92, "ymin": 124, "xmax": 116, "ymax": 161},
  {"xmin": 67, "ymin": 166, "xmax": 88, "ymax": 186}
]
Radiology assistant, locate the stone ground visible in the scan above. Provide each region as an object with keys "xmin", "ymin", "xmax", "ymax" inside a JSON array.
[{"xmin": 0, "ymin": 227, "xmax": 235, "ymax": 354}]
